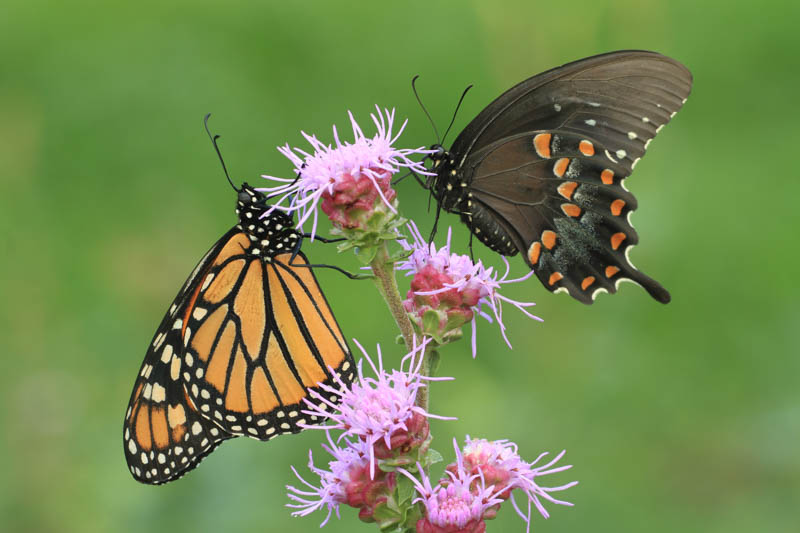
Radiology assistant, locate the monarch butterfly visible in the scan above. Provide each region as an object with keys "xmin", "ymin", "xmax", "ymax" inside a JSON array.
[
  {"xmin": 123, "ymin": 140, "xmax": 354, "ymax": 484},
  {"xmin": 420, "ymin": 50, "xmax": 692, "ymax": 304}
]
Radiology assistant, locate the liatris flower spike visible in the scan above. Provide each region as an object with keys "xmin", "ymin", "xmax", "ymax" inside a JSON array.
[
  {"xmin": 397, "ymin": 221, "xmax": 543, "ymax": 357},
  {"xmin": 287, "ymin": 432, "xmax": 399, "ymax": 527},
  {"xmin": 454, "ymin": 437, "xmax": 577, "ymax": 531},
  {"xmin": 261, "ymin": 107, "xmax": 433, "ymax": 262},
  {"xmin": 288, "ymin": 338, "xmax": 455, "ymax": 529},
  {"xmin": 300, "ymin": 337, "xmax": 455, "ymax": 476},
  {"xmin": 400, "ymin": 440, "xmax": 506, "ymax": 533}
]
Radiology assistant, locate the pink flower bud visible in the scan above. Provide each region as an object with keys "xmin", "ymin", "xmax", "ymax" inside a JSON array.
[{"xmin": 319, "ymin": 169, "xmax": 397, "ymax": 230}]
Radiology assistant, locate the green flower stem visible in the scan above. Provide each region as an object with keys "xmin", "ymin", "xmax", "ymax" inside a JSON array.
[
  {"xmin": 415, "ymin": 347, "xmax": 439, "ymax": 412},
  {"xmin": 368, "ymin": 241, "xmax": 435, "ymax": 412},
  {"xmin": 369, "ymin": 241, "xmax": 416, "ymax": 351}
]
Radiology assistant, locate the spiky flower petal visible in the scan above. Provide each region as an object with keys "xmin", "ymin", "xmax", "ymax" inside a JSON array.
[
  {"xmin": 261, "ymin": 107, "xmax": 432, "ymax": 240},
  {"xmin": 301, "ymin": 338, "xmax": 454, "ymax": 476},
  {"xmin": 398, "ymin": 221, "xmax": 542, "ymax": 356},
  {"xmin": 457, "ymin": 437, "xmax": 578, "ymax": 532},
  {"xmin": 402, "ymin": 440, "xmax": 504, "ymax": 533}
]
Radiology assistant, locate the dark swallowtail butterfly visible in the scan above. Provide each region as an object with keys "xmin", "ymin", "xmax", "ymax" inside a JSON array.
[{"xmin": 424, "ymin": 50, "xmax": 692, "ymax": 304}]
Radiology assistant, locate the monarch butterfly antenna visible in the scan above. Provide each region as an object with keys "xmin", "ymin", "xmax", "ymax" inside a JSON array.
[
  {"xmin": 441, "ymin": 84, "xmax": 473, "ymax": 145},
  {"xmin": 412, "ymin": 75, "xmax": 440, "ymax": 145},
  {"xmin": 203, "ymin": 113, "xmax": 239, "ymax": 193}
]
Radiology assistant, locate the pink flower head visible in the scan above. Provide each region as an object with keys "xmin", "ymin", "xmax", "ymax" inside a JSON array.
[
  {"xmin": 457, "ymin": 437, "xmax": 578, "ymax": 532},
  {"xmin": 286, "ymin": 433, "xmax": 371, "ymax": 527},
  {"xmin": 401, "ymin": 440, "xmax": 505, "ymax": 533},
  {"xmin": 301, "ymin": 337, "xmax": 454, "ymax": 476},
  {"xmin": 261, "ymin": 107, "xmax": 433, "ymax": 239},
  {"xmin": 397, "ymin": 221, "xmax": 542, "ymax": 357}
]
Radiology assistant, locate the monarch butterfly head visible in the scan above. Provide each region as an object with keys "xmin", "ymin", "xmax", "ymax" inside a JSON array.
[
  {"xmin": 236, "ymin": 182, "xmax": 268, "ymax": 208},
  {"xmin": 235, "ymin": 182, "xmax": 272, "ymax": 222}
]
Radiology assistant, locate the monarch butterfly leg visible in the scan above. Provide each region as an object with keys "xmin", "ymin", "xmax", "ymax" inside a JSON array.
[
  {"xmin": 288, "ymin": 238, "xmax": 369, "ymax": 280},
  {"xmin": 301, "ymin": 233, "xmax": 346, "ymax": 244},
  {"xmin": 288, "ymin": 257, "xmax": 370, "ymax": 280}
]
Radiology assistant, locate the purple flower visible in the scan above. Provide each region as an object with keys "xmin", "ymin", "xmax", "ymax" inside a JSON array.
[
  {"xmin": 301, "ymin": 337, "xmax": 454, "ymax": 476},
  {"xmin": 397, "ymin": 221, "xmax": 542, "ymax": 357},
  {"xmin": 287, "ymin": 431, "xmax": 401, "ymax": 526},
  {"xmin": 401, "ymin": 440, "xmax": 505, "ymax": 533},
  {"xmin": 458, "ymin": 437, "xmax": 578, "ymax": 531},
  {"xmin": 261, "ymin": 107, "xmax": 432, "ymax": 239},
  {"xmin": 511, "ymin": 448, "xmax": 578, "ymax": 523},
  {"xmin": 287, "ymin": 432, "xmax": 371, "ymax": 526}
]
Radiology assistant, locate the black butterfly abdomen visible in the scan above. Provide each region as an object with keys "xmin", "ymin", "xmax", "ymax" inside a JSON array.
[
  {"xmin": 435, "ymin": 160, "xmax": 519, "ymax": 257},
  {"xmin": 462, "ymin": 200, "xmax": 519, "ymax": 256}
]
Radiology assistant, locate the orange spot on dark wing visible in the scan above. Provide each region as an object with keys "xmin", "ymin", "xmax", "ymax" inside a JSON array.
[
  {"xmin": 267, "ymin": 266, "xmax": 327, "ymax": 387},
  {"xmin": 213, "ymin": 233, "xmax": 251, "ymax": 266},
  {"xmin": 579, "ymin": 140, "xmax": 595, "ymax": 156},
  {"xmin": 561, "ymin": 204, "xmax": 582, "ymax": 217},
  {"xmin": 611, "ymin": 232, "xmax": 627, "ymax": 250},
  {"xmin": 151, "ymin": 407, "xmax": 169, "ymax": 449},
  {"xmin": 528, "ymin": 242, "xmax": 542, "ymax": 265},
  {"xmin": 250, "ymin": 366, "xmax": 279, "ymax": 414},
  {"xmin": 557, "ymin": 181, "xmax": 578, "ymax": 200},
  {"xmin": 234, "ymin": 261, "xmax": 266, "ymax": 360},
  {"xmin": 191, "ymin": 304, "xmax": 228, "ymax": 363},
  {"xmin": 204, "ymin": 259, "xmax": 246, "ymax": 304},
  {"xmin": 225, "ymin": 346, "xmax": 249, "ymax": 413},
  {"xmin": 264, "ymin": 333, "xmax": 306, "ymax": 405},
  {"xmin": 581, "ymin": 276, "xmax": 596, "ymax": 290},
  {"xmin": 548, "ymin": 272, "xmax": 563, "ymax": 286},
  {"xmin": 542, "ymin": 230, "xmax": 557, "ymax": 250},
  {"xmin": 601, "ymin": 169, "xmax": 615, "ymax": 185},
  {"xmin": 605, "ymin": 266, "xmax": 620, "ymax": 277},
  {"xmin": 135, "ymin": 404, "xmax": 152, "ymax": 451},
  {"xmin": 553, "ymin": 158, "xmax": 570, "ymax": 177},
  {"xmin": 610, "ymin": 199, "xmax": 626, "ymax": 216},
  {"xmin": 206, "ymin": 320, "xmax": 235, "ymax": 393},
  {"xmin": 533, "ymin": 133, "xmax": 552, "ymax": 158}
]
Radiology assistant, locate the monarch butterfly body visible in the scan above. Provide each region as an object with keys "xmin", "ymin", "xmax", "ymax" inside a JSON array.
[
  {"xmin": 425, "ymin": 50, "xmax": 692, "ymax": 304},
  {"xmin": 123, "ymin": 183, "xmax": 354, "ymax": 485}
]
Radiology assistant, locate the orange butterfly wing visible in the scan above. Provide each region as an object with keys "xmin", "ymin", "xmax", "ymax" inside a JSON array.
[
  {"xmin": 123, "ymin": 228, "xmax": 354, "ymax": 484},
  {"xmin": 179, "ymin": 232, "xmax": 353, "ymax": 439},
  {"xmin": 123, "ymin": 230, "xmax": 239, "ymax": 484}
]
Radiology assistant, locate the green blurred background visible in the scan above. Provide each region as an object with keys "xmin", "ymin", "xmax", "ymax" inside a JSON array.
[{"xmin": 2, "ymin": 0, "xmax": 798, "ymax": 531}]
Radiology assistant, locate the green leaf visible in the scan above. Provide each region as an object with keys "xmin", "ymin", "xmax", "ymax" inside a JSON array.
[
  {"xmin": 427, "ymin": 349, "xmax": 441, "ymax": 377},
  {"xmin": 353, "ymin": 244, "xmax": 379, "ymax": 265},
  {"xmin": 388, "ymin": 248, "xmax": 413, "ymax": 262},
  {"xmin": 396, "ymin": 472, "xmax": 417, "ymax": 504},
  {"xmin": 423, "ymin": 447, "xmax": 444, "ymax": 467},
  {"xmin": 422, "ymin": 309, "xmax": 443, "ymax": 334},
  {"xmin": 444, "ymin": 312, "xmax": 468, "ymax": 331},
  {"xmin": 372, "ymin": 502, "xmax": 402, "ymax": 529}
]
